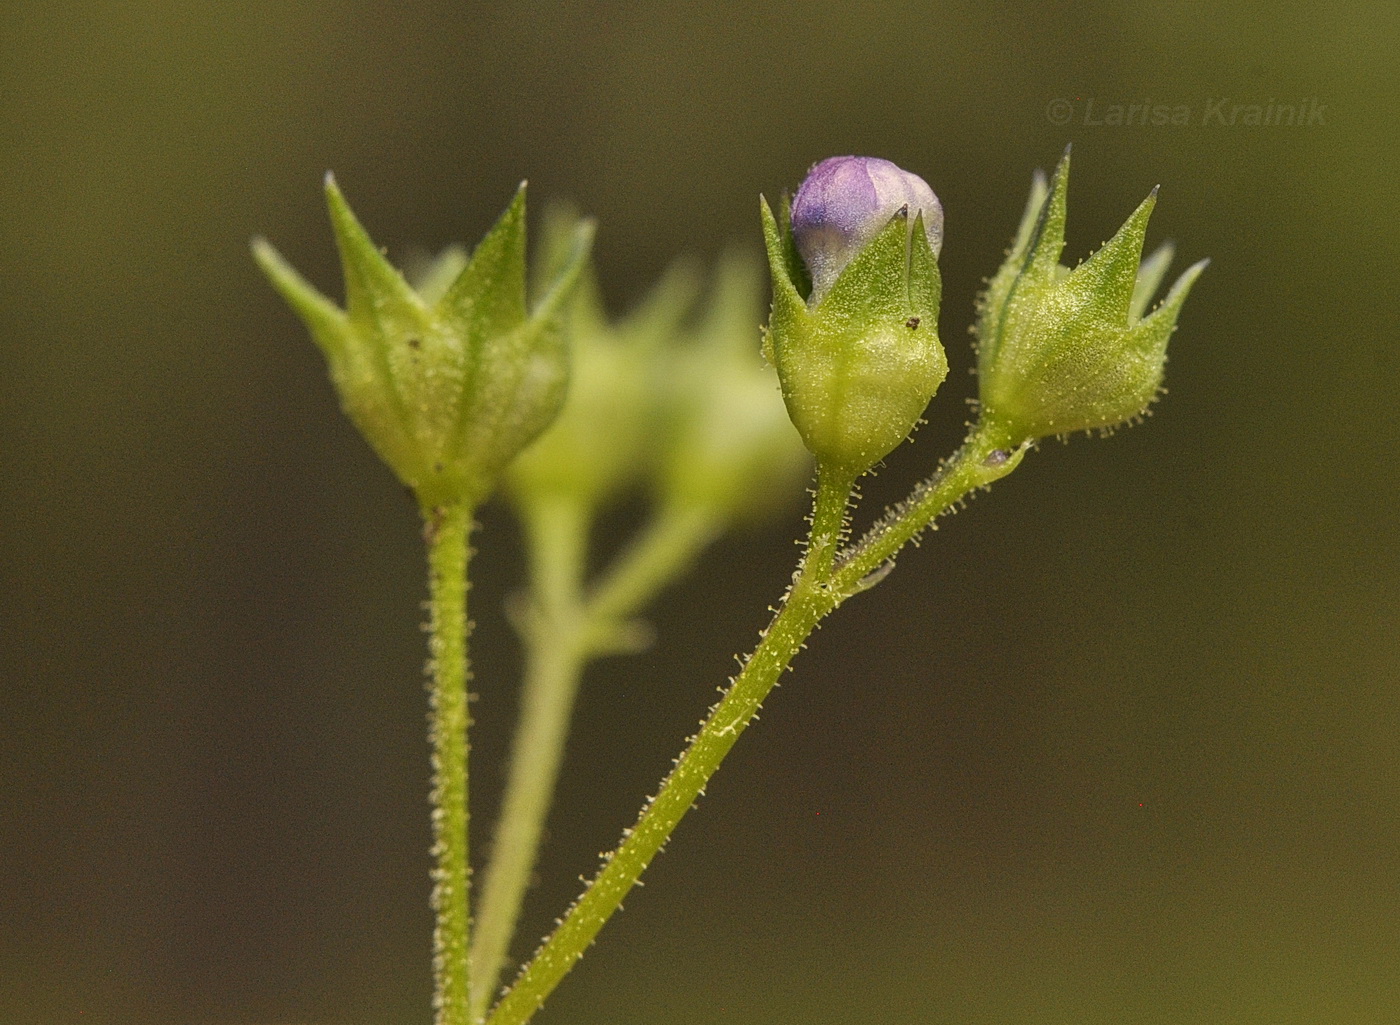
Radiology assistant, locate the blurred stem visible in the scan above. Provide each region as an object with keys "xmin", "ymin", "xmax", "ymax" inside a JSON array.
[
  {"xmin": 470, "ymin": 500, "xmax": 721, "ymax": 1020},
  {"xmin": 586, "ymin": 503, "xmax": 721, "ymax": 631},
  {"xmin": 424, "ymin": 501, "xmax": 475, "ymax": 1025},
  {"xmin": 483, "ymin": 421, "xmax": 1026, "ymax": 1025}
]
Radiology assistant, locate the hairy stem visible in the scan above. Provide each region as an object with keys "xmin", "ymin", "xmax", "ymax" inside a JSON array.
[
  {"xmin": 832, "ymin": 421, "xmax": 1024, "ymax": 592},
  {"xmin": 485, "ymin": 557, "xmax": 835, "ymax": 1025},
  {"xmin": 425, "ymin": 502, "xmax": 475, "ymax": 1025},
  {"xmin": 470, "ymin": 501, "xmax": 722, "ymax": 1019},
  {"xmin": 469, "ymin": 499, "xmax": 590, "ymax": 1022},
  {"xmin": 483, "ymin": 420, "xmax": 1026, "ymax": 1025}
]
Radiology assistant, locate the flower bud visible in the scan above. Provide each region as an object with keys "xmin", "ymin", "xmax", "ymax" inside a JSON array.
[
  {"xmin": 506, "ymin": 204, "xmax": 702, "ymax": 512},
  {"xmin": 658, "ymin": 250, "xmax": 811, "ymax": 522},
  {"xmin": 253, "ymin": 177, "xmax": 593, "ymax": 508},
  {"xmin": 976, "ymin": 150, "xmax": 1207, "ymax": 444},
  {"xmin": 791, "ymin": 156, "xmax": 944, "ymax": 303},
  {"xmin": 761, "ymin": 157, "xmax": 948, "ymax": 480}
]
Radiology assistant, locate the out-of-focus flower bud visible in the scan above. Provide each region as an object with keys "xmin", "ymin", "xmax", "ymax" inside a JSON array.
[
  {"xmin": 253, "ymin": 177, "xmax": 593, "ymax": 508},
  {"xmin": 506, "ymin": 204, "xmax": 701, "ymax": 513},
  {"xmin": 658, "ymin": 250, "xmax": 811, "ymax": 522},
  {"xmin": 761, "ymin": 157, "xmax": 948, "ymax": 480},
  {"xmin": 976, "ymin": 150, "xmax": 1207, "ymax": 444}
]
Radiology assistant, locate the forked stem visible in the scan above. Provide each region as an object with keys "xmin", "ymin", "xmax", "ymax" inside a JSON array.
[
  {"xmin": 484, "ymin": 422, "xmax": 1025, "ymax": 1025},
  {"xmin": 469, "ymin": 501, "xmax": 722, "ymax": 1020}
]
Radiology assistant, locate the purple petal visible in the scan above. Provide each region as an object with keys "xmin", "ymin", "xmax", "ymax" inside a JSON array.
[{"xmin": 790, "ymin": 156, "xmax": 943, "ymax": 301}]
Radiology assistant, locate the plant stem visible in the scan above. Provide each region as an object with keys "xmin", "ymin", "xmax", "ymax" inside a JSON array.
[
  {"xmin": 470, "ymin": 501, "xmax": 721, "ymax": 1020},
  {"xmin": 483, "ymin": 422, "xmax": 1026, "ymax": 1025},
  {"xmin": 831, "ymin": 422, "xmax": 1024, "ymax": 593},
  {"xmin": 425, "ymin": 501, "xmax": 475, "ymax": 1025},
  {"xmin": 469, "ymin": 499, "xmax": 590, "ymax": 1023},
  {"xmin": 805, "ymin": 464, "xmax": 858, "ymax": 579},
  {"xmin": 585, "ymin": 504, "xmax": 721, "ymax": 635},
  {"xmin": 481, "ymin": 469, "xmax": 844, "ymax": 1025},
  {"xmin": 485, "ymin": 563, "xmax": 835, "ymax": 1025}
]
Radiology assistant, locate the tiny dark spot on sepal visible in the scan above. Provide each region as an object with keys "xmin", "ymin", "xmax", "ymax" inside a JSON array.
[{"xmin": 905, "ymin": 317, "xmax": 920, "ymax": 330}]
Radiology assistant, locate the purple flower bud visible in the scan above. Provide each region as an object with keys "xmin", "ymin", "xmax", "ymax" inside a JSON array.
[{"xmin": 790, "ymin": 156, "xmax": 944, "ymax": 301}]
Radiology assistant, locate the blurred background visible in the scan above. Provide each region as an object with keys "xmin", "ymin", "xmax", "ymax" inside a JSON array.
[{"xmin": 2, "ymin": 1, "xmax": 1397, "ymax": 1023}]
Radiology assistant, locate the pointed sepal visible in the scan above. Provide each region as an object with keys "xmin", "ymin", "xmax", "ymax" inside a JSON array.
[
  {"xmin": 975, "ymin": 156, "xmax": 1206, "ymax": 443},
  {"xmin": 251, "ymin": 237, "xmax": 351, "ymax": 359},
  {"xmin": 448, "ymin": 212, "xmax": 595, "ymax": 504},
  {"xmin": 1129, "ymin": 242, "xmax": 1175, "ymax": 324},
  {"xmin": 254, "ymin": 176, "xmax": 595, "ymax": 509},
  {"xmin": 438, "ymin": 182, "xmax": 529, "ymax": 343},
  {"xmin": 323, "ymin": 174, "xmax": 424, "ymax": 329}
]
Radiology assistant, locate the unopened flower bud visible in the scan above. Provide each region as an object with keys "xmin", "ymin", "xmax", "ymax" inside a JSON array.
[
  {"xmin": 761, "ymin": 157, "xmax": 947, "ymax": 480},
  {"xmin": 790, "ymin": 156, "xmax": 943, "ymax": 303},
  {"xmin": 253, "ymin": 177, "xmax": 593, "ymax": 508},
  {"xmin": 976, "ymin": 150, "xmax": 1207, "ymax": 444}
]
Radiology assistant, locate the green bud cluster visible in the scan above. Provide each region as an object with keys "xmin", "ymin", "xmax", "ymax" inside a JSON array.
[
  {"xmin": 253, "ymin": 177, "xmax": 593, "ymax": 509},
  {"xmin": 976, "ymin": 150, "xmax": 1207, "ymax": 444}
]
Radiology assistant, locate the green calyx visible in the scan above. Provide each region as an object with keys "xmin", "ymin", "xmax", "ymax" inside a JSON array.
[
  {"xmin": 760, "ymin": 193, "xmax": 947, "ymax": 480},
  {"xmin": 253, "ymin": 176, "xmax": 594, "ymax": 509},
  {"xmin": 976, "ymin": 149, "xmax": 1207, "ymax": 444}
]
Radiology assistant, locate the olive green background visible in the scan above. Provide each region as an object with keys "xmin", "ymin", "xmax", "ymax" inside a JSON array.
[{"xmin": 2, "ymin": 2, "xmax": 1397, "ymax": 1023}]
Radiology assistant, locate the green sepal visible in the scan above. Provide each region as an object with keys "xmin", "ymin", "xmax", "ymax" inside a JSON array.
[
  {"xmin": 409, "ymin": 245, "xmax": 470, "ymax": 307},
  {"xmin": 439, "ymin": 183, "xmax": 528, "ymax": 343},
  {"xmin": 1021, "ymin": 149, "xmax": 1070, "ymax": 286},
  {"xmin": 1123, "ymin": 256, "xmax": 1209, "ymax": 369},
  {"xmin": 254, "ymin": 177, "xmax": 595, "ymax": 510},
  {"xmin": 760, "ymin": 194, "xmax": 947, "ymax": 479},
  {"xmin": 775, "ymin": 192, "xmax": 811, "ymax": 301},
  {"xmin": 975, "ymin": 167, "xmax": 1047, "ymax": 375},
  {"xmin": 1130, "ymin": 242, "xmax": 1175, "ymax": 323},
  {"xmin": 760, "ymin": 195, "xmax": 807, "ymax": 343},
  {"xmin": 815, "ymin": 208, "xmax": 938, "ymax": 326},
  {"xmin": 436, "ymin": 204, "xmax": 594, "ymax": 506},
  {"xmin": 975, "ymin": 153, "xmax": 1206, "ymax": 443},
  {"xmin": 255, "ymin": 195, "xmax": 432, "ymax": 497},
  {"xmin": 251, "ymin": 237, "xmax": 352, "ymax": 360},
  {"xmin": 529, "ymin": 201, "xmax": 606, "ymax": 335},
  {"xmin": 324, "ymin": 174, "xmax": 426, "ymax": 330}
]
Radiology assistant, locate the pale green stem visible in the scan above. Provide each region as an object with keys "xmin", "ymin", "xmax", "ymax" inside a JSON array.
[
  {"xmin": 425, "ymin": 501, "xmax": 475, "ymax": 1025},
  {"xmin": 468, "ymin": 499, "xmax": 590, "ymax": 1023},
  {"xmin": 804, "ymin": 463, "xmax": 858, "ymax": 579},
  {"xmin": 585, "ymin": 503, "xmax": 722, "ymax": 633},
  {"xmin": 482, "ymin": 422, "xmax": 1025, "ymax": 1025},
  {"xmin": 469, "ymin": 500, "xmax": 723, "ymax": 1020}
]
